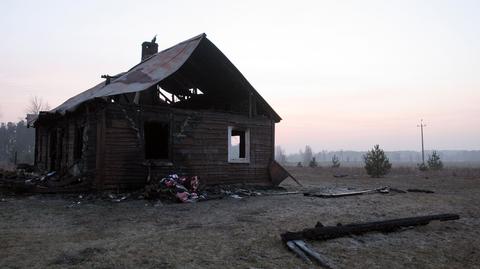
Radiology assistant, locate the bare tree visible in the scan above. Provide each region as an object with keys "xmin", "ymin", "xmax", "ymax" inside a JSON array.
[
  {"xmin": 26, "ymin": 96, "xmax": 50, "ymax": 115},
  {"xmin": 303, "ymin": 145, "xmax": 313, "ymax": 166},
  {"xmin": 275, "ymin": 146, "xmax": 287, "ymax": 164}
]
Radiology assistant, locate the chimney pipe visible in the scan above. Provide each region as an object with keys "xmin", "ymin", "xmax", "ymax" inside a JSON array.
[{"xmin": 141, "ymin": 36, "xmax": 158, "ymax": 61}]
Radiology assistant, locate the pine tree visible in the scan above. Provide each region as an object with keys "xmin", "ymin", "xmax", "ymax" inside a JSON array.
[
  {"xmin": 363, "ymin": 145, "xmax": 392, "ymax": 177},
  {"xmin": 427, "ymin": 151, "xmax": 443, "ymax": 170},
  {"xmin": 331, "ymin": 154, "xmax": 340, "ymax": 168},
  {"xmin": 309, "ymin": 157, "xmax": 318, "ymax": 168}
]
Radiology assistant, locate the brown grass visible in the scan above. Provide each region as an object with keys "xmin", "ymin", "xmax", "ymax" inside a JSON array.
[{"xmin": 1, "ymin": 167, "xmax": 479, "ymax": 268}]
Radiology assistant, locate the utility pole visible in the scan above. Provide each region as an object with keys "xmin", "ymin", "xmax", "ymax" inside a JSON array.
[{"xmin": 417, "ymin": 119, "xmax": 426, "ymax": 165}]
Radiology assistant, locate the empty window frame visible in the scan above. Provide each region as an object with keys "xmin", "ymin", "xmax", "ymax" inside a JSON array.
[
  {"xmin": 228, "ymin": 126, "xmax": 250, "ymax": 163},
  {"xmin": 144, "ymin": 121, "xmax": 170, "ymax": 159},
  {"xmin": 73, "ymin": 126, "xmax": 84, "ymax": 160}
]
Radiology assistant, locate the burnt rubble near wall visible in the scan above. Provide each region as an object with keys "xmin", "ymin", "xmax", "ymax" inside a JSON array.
[
  {"xmin": 0, "ymin": 167, "xmax": 289, "ymax": 203},
  {"xmin": 2, "ymin": 164, "xmax": 437, "ymax": 205},
  {"xmin": 0, "ymin": 165, "xmax": 93, "ymax": 194}
]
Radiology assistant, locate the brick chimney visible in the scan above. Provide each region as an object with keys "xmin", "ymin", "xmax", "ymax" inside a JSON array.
[{"xmin": 141, "ymin": 36, "xmax": 158, "ymax": 61}]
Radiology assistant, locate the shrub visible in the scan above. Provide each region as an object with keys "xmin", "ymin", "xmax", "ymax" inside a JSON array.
[
  {"xmin": 309, "ymin": 157, "xmax": 318, "ymax": 168},
  {"xmin": 296, "ymin": 162, "xmax": 303, "ymax": 167},
  {"xmin": 417, "ymin": 163, "xmax": 428, "ymax": 171},
  {"xmin": 427, "ymin": 151, "xmax": 443, "ymax": 170},
  {"xmin": 331, "ymin": 155, "xmax": 340, "ymax": 168},
  {"xmin": 363, "ymin": 145, "xmax": 392, "ymax": 177}
]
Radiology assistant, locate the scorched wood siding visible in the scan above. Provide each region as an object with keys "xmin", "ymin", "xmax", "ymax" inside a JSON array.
[{"xmin": 96, "ymin": 104, "xmax": 273, "ymax": 188}]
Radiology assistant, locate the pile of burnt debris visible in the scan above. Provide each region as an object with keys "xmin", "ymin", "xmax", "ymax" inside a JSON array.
[
  {"xmin": 142, "ymin": 173, "xmax": 300, "ymax": 203},
  {"xmin": 0, "ymin": 165, "xmax": 93, "ymax": 194},
  {"xmin": 1, "ymin": 166, "xmax": 436, "ymax": 205},
  {"xmin": 144, "ymin": 174, "xmax": 201, "ymax": 202},
  {"xmin": 0, "ymin": 167, "xmax": 299, "ymax": 204}
]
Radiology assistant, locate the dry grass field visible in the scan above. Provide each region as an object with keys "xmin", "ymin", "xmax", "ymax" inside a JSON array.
[{"xmin": 1, "ymin": 166, "xmax": 480, "ymax": 268}]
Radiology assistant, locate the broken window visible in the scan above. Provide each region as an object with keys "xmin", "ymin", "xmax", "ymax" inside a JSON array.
[
  {"xmin": 228, "ymin": 126, "xmax": 250, "ymax": 163},
  {"xmin": 144, "ymin": 121, "xmax": 169, "ymax": 159},
  {"xmin": 73, "ymin": 126, "xmax": 84, "ymax": 160}
]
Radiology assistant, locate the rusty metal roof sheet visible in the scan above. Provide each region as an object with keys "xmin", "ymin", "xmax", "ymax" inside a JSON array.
[
  {"xmin": 53, "ymin": 33, "xmax": 204, "ymax": 113},
  {"xmin": 50, "ymin": 33, "xmax": 281, "ymax": 122}
]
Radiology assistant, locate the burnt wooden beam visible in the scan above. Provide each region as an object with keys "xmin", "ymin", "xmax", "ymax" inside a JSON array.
[
  {"xmin": 285, "ymin": 240, "xmax": 312, "ymax": 264},
  {"xmin": 176, "ymin": 94, "xmax": 187, "ymax": 101},
  {"xmin": 249, "ymin": 92, "xmax": 253, "ymax": 118},
  {"xmin": 407, "ymin": 188, "xmax": 435, "ymax": 193},
  {"xmin": 281, "ymin": 213, "xmax": 460, "ymax": 242},
  {"xmin": 291, "ymin": 240, "xmax": 333, "ymax": 268},
  {"xmin": 94, "ymin": 109, "xmax": 106, "ymax": 188},
  {"xmin": 157, "ymin": 89, "xmax": 172, "ymax": 104},
  {"xmin": 122, "ymin": 94, "xmax": 131, "ymax": 103},
  {"xmin": 269, "ymin": 160, "xmax": 302, "ymax": 186},
  {"xmin": 304, "ymin": 187, "xmax": 389, "ymax": 198},
  {"xmin": 271, "ymin": 120, "xmax": 275, "ymax": 161}
]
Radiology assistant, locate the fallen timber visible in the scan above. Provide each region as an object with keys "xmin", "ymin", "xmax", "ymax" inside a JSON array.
[
  {"xmin": 281, "ymin": 213, "xmax": 460, "ymax": 242},
  {"xmin": 407, "ymin": 188, "xmax": 435, "ymax": 193},
  {"xmin": 289, "ymin": 240, "xmax": 333, "ymax": 269},
  {"xmin": 282, "ymin": 214, "xmax": 460, "ymax": 267},
  {"xmin": 304, "ymin": 186, "xmax": 390, "ymax": 198}
]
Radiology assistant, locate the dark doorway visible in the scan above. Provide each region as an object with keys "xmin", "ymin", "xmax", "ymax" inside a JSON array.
[
  {"xmin": 49, "ymin": 130, "xmax": 57, "ymax": 171},
  {"xmin": 74, "ymin": 126, "xmax": 84, "ymax": 160},
  {"xmin": 144, "ymin": 121, "xmax": 169, "ymax": 159}
]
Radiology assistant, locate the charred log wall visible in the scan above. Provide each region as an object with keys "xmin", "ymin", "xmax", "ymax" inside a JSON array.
[
  {"xmin": 34, "ymin": 106, "xmax": 98, "ymax": 174},
  {"xmin": 35, "ymin": 126, "xmax": 49, "ymax": 170},
  {"xmin": 97, "ymin": 103, "xmax": 274, "ymax": 189}
]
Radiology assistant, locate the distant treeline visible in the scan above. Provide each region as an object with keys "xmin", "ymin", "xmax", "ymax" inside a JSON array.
[
  {"xmin": 2, "ymin": 121, "xmax": 479, "ymax": 168},
  {"xmin": 278, "ymin": 147, "xmax": 480, "ymax": 166},
  {"xmin": 0, "ymin": 120, "xmax": 35, "ymax": 167}
]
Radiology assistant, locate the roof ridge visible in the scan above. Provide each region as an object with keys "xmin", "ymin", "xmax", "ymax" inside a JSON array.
[{"xmin": 133, "ymin": 33, "xmax": 206, "ymax": 70}]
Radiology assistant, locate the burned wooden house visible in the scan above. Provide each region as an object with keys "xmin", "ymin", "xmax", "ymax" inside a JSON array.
[{"xmin": 33, "ymin": 33, "xmax": 285, "ymax": 189}]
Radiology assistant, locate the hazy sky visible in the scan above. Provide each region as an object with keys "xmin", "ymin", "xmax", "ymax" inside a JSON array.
[{"xmin": 1, "ymin": 0, "xmax": 479, "ymax": 152}]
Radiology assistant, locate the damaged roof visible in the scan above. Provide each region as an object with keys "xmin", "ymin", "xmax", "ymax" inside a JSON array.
[{"xmin": 51, "ymin": 33, "xmax": 281, "ymax": 122}]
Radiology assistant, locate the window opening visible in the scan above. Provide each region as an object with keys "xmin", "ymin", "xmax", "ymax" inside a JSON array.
[{"xmin": 228, "ymin": 127, "xmax": 250, "ymax": 163}]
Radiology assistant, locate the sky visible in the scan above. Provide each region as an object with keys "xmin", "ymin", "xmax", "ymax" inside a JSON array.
[{"xmin": 1, "ymin": 0, "xmax": 479, "ymax": 153}]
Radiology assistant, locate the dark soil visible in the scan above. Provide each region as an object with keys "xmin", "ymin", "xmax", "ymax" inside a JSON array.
[{"xmin": 1, "ymin": 167, "xmax": 479, "ymax": 268}]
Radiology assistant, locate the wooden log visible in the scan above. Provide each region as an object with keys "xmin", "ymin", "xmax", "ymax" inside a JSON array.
[
  {"xmin": 407, "ymin": 188, "xmax": 435, "ymax": 193},
  {"xmin": 263, "ymin": 191, "xmax": 301, "ymax": 196},
  {"xmin": 285, "ymin": 240, "xmax": 312, "ymax": 264},
  {"xmin": 292, "ymin": 240, "xmax": 333, "ymax": 268},
  {"xmin": 281, "ymin": 213, "xmax": 460, "ymax": 242},
  {"xmin": 304, "ymin": 187, "xmax": 389, "ymax": 198}
]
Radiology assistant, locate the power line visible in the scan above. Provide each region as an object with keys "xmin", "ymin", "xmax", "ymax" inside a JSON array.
[{"xmin": 417, "ymin": 119, "xmax": 427, "ymax": 165}]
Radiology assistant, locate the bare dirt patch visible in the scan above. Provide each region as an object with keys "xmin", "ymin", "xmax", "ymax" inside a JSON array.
[{"xmin": 1, "ymin": 167, "xmax": 479, "ymax": 268}]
